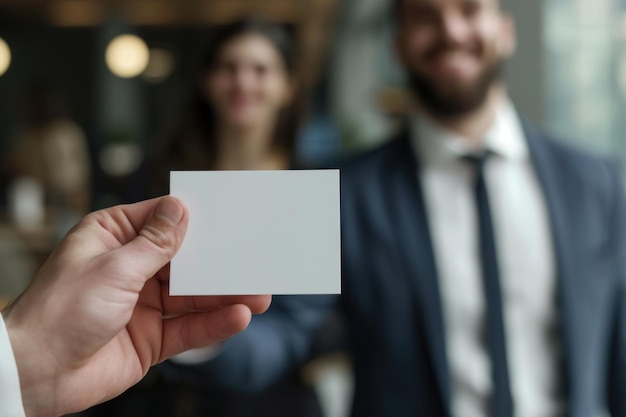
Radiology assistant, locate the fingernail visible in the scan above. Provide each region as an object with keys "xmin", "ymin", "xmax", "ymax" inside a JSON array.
[{"xmin": 155, "ymin": 197, "xmax": 184, "ymax": 225}]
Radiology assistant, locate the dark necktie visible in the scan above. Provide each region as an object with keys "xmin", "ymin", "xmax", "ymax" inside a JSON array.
[{"xmin": 464, "ymin": 152, "xmax": 513, "ymax": 417}]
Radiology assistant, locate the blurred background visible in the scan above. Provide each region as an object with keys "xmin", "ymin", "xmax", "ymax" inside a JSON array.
[{"xmin": 0, "ymin": 0, "xmax": 624, "ymax": 416}]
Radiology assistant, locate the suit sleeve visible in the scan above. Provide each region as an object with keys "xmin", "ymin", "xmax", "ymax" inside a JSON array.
[
  {"xmin": 161, "ymin": 294, "xmax": 338, "ymax": 392},
  {"xmin": 607, "ymin": 164, "xmax": 626, "ymax": 417}
]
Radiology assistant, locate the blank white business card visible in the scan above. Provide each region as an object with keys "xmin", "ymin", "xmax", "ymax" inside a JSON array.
[{"xmin": 169, "ymin": 170, "xmax": 341, "ymax": 295}]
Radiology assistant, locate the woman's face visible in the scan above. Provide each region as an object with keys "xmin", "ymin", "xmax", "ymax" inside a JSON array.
[{"xmin": 203, "ymin": 33, "xmax": 292, "ymax": 130}]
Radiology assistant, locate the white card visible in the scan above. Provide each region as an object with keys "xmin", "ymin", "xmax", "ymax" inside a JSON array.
[{"xmin": 169, "ymin": 170, "xmax": 341, "ymax": 295}]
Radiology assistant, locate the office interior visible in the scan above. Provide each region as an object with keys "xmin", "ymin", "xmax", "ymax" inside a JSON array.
[{"xmin": 0, "ymin": 0, "xmax": 623, "ymax": 416}]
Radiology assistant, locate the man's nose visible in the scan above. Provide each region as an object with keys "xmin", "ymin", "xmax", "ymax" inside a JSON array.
[{"xmin": 438, "ymin": 10, "xmax": 471, "ymax": 45}]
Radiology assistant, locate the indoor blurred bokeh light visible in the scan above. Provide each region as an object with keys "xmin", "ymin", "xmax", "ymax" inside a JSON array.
[
  {"xmin": 105, "ymin": 34, "xmax": 150, "ymax": 78},
  {"xmin": 142, "ymin": 47, "xmax": 176, "ymax": 82},
  {"xmin": 0, "ymin": 37, "xmax": 11, "ymax": 76}
]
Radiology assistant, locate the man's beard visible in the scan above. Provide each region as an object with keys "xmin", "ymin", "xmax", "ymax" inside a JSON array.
[{"xmin": 408, "ymin": 58, "xmax": 504, "ymax": 118}]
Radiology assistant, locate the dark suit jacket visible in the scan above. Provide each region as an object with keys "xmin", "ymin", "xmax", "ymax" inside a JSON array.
[{"xmin": 169, "ymin": 124, "xmax": 626, "ymax": 417}]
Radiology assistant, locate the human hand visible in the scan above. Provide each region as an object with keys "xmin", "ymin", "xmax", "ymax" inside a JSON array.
[{"xmin": 2, "ymin": 196, "xmax": 271, "ymax": 417}]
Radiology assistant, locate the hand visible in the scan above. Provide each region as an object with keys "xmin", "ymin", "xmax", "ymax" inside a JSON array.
[{"xmin": 2, "ymin": 196, "xmax": 271, "ymax": 417}]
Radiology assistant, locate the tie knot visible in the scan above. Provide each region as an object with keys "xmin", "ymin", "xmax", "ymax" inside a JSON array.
[{"xmin": 462, "ymin": 151, "xmax": 491, "ymax": 172}]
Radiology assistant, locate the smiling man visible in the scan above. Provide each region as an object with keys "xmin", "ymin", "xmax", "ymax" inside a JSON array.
[
  {"xmin": 395, "ymin": 0, "xmax": 515, "ymax": 135},
  {"xmin": 167, "ymin": 1, "xmax": 626, "ymax": 416}
]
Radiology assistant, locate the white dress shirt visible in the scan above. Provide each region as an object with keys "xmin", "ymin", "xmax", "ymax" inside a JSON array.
[
  {"xmin": 0, "ymin": 315, "xmax": 26, "ymax": 417},
  {"xmin": 412, "ymin": 101, "xmax": 565, "ymax": 417}
]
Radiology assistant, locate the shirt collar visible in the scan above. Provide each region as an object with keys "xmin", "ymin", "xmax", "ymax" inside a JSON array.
[{"xmin": 409, "ymin": 99, "xmax": 528, "ymax": 166}]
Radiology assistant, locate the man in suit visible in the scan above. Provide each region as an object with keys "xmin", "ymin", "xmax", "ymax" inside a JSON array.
[{"xmin": 168, "ymin": 0, "xmax": 626, "ymax": 416}]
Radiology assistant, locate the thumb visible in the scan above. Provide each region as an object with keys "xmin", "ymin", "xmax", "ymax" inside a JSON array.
[{"xmin": 115, "ymin": 197, "xmax": 189, "ymax": 283}]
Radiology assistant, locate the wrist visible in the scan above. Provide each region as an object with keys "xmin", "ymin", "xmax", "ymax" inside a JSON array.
[{"xmin": 2, "ymin": 308, "xmax": 58, "ymax": 417}]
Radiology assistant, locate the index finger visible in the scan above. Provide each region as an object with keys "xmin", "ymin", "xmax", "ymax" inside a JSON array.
[{"xmin": 161, "ymin": 284, "xmax": 272, "ymax": 316}]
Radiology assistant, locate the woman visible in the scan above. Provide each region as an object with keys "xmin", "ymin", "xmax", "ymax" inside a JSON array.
[
  {"xmin": 150, "ymin": 17, "xmax": 301, "ymax": 197},
  {"xmin": 144, "ymin": 17, "xmax": 328, "ymax": 417}
]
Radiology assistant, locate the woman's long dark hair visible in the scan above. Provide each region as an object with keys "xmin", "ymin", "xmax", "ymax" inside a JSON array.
[{"xmin": 159, "ymin": 17, "xmax": 300, "ymax": 173}]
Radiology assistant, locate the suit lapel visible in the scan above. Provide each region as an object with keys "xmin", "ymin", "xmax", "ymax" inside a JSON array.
[
  {"xmin": 524, "ymin": 124, "xmax": 587, "ymax": 406},
  {"xmin": 384, "ymin": 131, "xmax": 451, "ymax": 415},
  {"xmin": 380, "ymin": 122, "xmax": 592, "ymax": 414}
]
